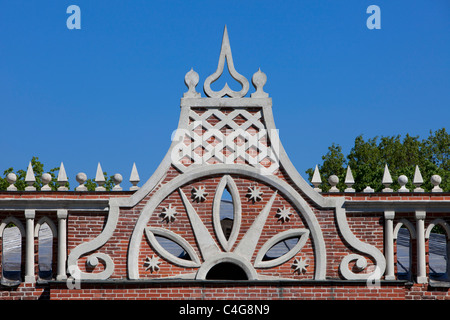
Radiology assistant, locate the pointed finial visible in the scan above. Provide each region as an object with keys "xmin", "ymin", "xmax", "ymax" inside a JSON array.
[
  {"xmin": 129, "ymin": 162, "xmax": 140, "ymax": 191},
  {"xmin": 25, "ymin": 161, "xmax": 36, "ymax": 191},
  {"xmin": 382, "ymin": 164, "xmax": 393, "ymax": 192},
  {"xmin": 203, "ymin": 25, "xmax": 249, "ymax": 98},
  {"xmin": 413, "ymin": 165, "xmax": 424, "ymax": 192},
  {"xmin": 95, "ymin": 163, "xmax": 106, "ymax": 191},
  {"xmin": 311, "ymin": 165, "xmax": 322, "ymax": 192},
  {"xmin": 57, "ymin": 162, "xmax": 69, "ymax": 191},
  {"xmin": 344, "ymin": 166, "xmax": 355, "ymax": 192}
]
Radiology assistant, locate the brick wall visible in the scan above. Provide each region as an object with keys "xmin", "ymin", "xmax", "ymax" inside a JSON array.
[{"xmin": 0, "ymin": 183, "xmax": 449, "ymax": 300}]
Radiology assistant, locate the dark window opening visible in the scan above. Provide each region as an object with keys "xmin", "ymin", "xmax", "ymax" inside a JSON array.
[
  {"xmin": 2, "ymin": 223, "xmax": 22, "ymax": 283},
  {"xmin": 262, "ymin": 237, "xmax": 300, "ymax": 261},
  {"xmin": 205, "ymin": 262, "xmax": 248, "ymax": 280},
  {"xmin": 154, "ymin": 235, "xmax": 191, "ymax": 260},
  {"xmin": 38, "ymin": 223, "xmax": 53, "ymax": 280},
  {"xmin": 396, "ymin": 227, "xmax": 412, "ymax": 281},
  {"xmin": 429, "ymin": 229, "xmax": 449, "ymax": 281},
  {"xmin": 219, "ymin": 188, "xmax": 234, "ymax": 240}
]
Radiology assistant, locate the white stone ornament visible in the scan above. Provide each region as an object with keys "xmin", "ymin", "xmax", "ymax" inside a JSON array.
[
  {"xmin": 431, "ymin": 175, "xmax": 443, "ymax": 192},
  {"xmin": 95, "ymin": 163, "xmax": 106, "ymax": 191},
  {"xmin": 41, "ymin": 173, "xmax": 52, "ymax": 191},
  {"xmin": 75, "ymin": 172, "xmax": 88, "ymax": 191},
  {"xmin": 311, "ymin": 165, "xmax": 322, "ymax": 192},
  {"xmin": 144, "ymin": 255, "xmax": 161, "ymax": 273},
  {"xmin": 344, "ymin": 166, "xmax": 355, "ymax": 192},
  {"xmin": 203, "ymin": 25, "xmax": 249, "ymax": 98},
  {"xmin": 112, "ymin": 173, "xmax": 123, "ymax": 191},
  {"xmin": 183, "ymin": 68, "xmax": 201, "ymax": 98},
  {"xmin": 246, "ymin": 186, "xmax": 263, "ymax": 202},
  {"xmin": 191, "ymin": 186, "xmax": 208, "ymax": 202},
  {"xmin": 275, "ymin": 206, "xmax": 293, "ymax": 223},
  {"xmin": 292, "ymin": 257, "xmax": 309, "ymax": 274},
  {"xmin": 251, "ymin": 68, "xmax": 269, "ymax": 98},
  {"xmin": 57, "ymin": 162, "xmax": 69, "ymax": 191},
  {"xmin": 160, "ymin": 204, "xmax": 178, "ymax": 223},
  {"xmin": 129, "ymin": 162, "xmax": 140, "ymax": 191},
  {"xmin": 25, "ymin": 161, "xmax": 36, "ymax": 191},
  {"xmin": 6, "ymin": 173, "xmax": 17, "ymax": 191},
  {"xmin": 328, "ymin": 175, "xmax": 339, "ymax": 192},
  {"xmin": 413, "ymin": 165, "xmax": 424, "ymax": 192},
  {"xmin": 382, "ymin": 164, "xmax": 393, "ymax": 192},
  {"xmin": 398, "ymin": 175, "xmax": 409, "ymax": 192}
]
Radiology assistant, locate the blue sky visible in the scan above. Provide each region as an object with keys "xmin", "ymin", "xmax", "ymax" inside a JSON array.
[{"xmin": 0, "ymin": 1, "xmax": 449, "ymax": 189}]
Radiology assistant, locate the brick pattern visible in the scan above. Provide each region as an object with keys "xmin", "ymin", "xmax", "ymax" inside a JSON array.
[{"xmin": 0, "ymin": 190, "xmax": 448, "ymax": 299}]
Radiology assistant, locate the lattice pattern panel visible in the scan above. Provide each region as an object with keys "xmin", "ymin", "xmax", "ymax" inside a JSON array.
[{"xmin": 172, "ymin": 107, "xmax": 280, "ymax": 174}]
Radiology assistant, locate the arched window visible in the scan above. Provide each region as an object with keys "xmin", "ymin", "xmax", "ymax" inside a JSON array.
[
  {"xmin": 396, "ymin": 226, "xmax": 412, "ymax": 280},
  {"xmin": 0, "ymin": 217, "xmax": 25, "ymax": 285},
  {"xmin": 394, "ymin": 219, "xmax": 416, "ymax": 281},
  {"xmin": 426, "ymin": 219, "xmax": 450, "ymax": 282},
  {"xmin": 35, "ymin": 218, "xmax": 57, "ymax": 280}
]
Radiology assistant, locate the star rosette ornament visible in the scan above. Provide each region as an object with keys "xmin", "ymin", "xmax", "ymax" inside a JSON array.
[
  {"xmin": 191, "ymin": 186, "xmax": 208, "ymax": 202},
  {"xmin": 160, "ymin": 204, "xmax": 178, "ymax": 223},
  {"xmin": 275, "ymin": 206, "xmax": 292, "ymax": 223},
  {"xmin": 144, "ymin": 255, "xmax": 161, "ymax": 273},
  {"xmin": 246, "ymin": 186, "xmax": 263, "ymax": 202},
  {"xmin": 292, "ymin": 257, "xmax": 309, "ymax": 274}
]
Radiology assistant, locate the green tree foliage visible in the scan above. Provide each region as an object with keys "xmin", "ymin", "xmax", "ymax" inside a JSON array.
[
  {"xmin": 306, "ymin": 128, "xmax": 450, "ymax": 192},
  {"xmin": 0, "ymin": 157, "xmax": 115, "ymax": 191}
]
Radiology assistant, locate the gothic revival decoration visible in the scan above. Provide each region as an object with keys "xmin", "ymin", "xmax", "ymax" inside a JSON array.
[
  {"xmin": 59, "ymin": 26, "xmax": 392, "ymax": 286},
  {"xmin": 125, "ymin": 27, "xmax": 332, "ymax": 282}
]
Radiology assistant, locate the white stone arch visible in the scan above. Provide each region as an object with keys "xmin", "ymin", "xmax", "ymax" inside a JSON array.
[
  {"xmin": 34, "ymin": 217, "xmax": 57, "ymax": 238},
  {"xmin": 0, "ymin": 217, "xmax": 25, "ymax": 238},
  {"xmin": 394, "ymin": 219, "xmax": 416, "ymax": 240},
  {"xmin": 34, "ymin": 216, "xmax": 57, "ymax": 280},
  {"xmin": 425, "ymin": 218, "xmax": 450, "ymax": 280},
  {"xmin": 393, "ymin": 218, "xmax": 415, "ymax": 280},
  {"xmin": 0, "ymin": 216, "xmax": 25, "ymax": 284},
  {"xmin": 195, "ymin": 252, "xmax": 258, "ymax": 280},
  {"xmin": 127, "ymin": 164, "xmax": 327, "ymax": 280},
  {"xmin": 425, "ymin": 219, "xmax": 450, "ymax": 239}
]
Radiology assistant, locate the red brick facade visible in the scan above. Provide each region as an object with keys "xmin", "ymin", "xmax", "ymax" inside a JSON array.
[{"xmin": 0, "ymin": 185, "xmax": 449, "ymax": 300}]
